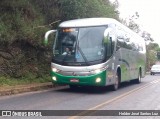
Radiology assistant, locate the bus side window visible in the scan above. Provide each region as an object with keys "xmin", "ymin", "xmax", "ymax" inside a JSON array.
[
  {"xmin": 117, "ymin": 29, "xmax": 125, "ymax": 50},
  {"xmin": 117, "ymin": 27, "xmax": 133, "ymax": 50},
  {"xmin": 103, "ymin": 28, "xmax": 115, "ymax": 59}
]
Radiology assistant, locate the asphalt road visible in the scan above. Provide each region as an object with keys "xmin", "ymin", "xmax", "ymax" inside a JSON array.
[{"xmin": 0, "ymin": 75, "xmax": 160, "ymax": 119}]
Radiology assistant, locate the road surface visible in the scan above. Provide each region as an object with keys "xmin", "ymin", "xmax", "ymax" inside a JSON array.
[{"xmin": 0, "ymin": 75, "xmax": 160, "ymax": 119}]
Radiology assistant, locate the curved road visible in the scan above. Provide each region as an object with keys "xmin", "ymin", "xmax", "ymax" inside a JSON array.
[{"xmin": 0, "ymin": 75, "xmax": 160, "ymax": 119}]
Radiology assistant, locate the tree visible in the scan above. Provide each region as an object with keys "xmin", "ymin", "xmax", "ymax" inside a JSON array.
[
  {"xmin": 121, "ymin": 12, "xmax": 154, "ymax": 42},
  {"xmin": 128, "ymin": 12, "xmax": 140, "ymax": 33},
  {"xmin": 146, "ymin": 43, "xmax": 160, "ymax": 70},
  {"xmin": 141, "ymin": 31, "xmax": 154, "ymax": 42},
  {"xmin": 120, "ymin": 11, "xmax": 157, "ymax": 70},
  {"xmin": 57, "ymin": 0, "xmax": 119, "ymax": 21},
  {"xmin": 1, "ymin": 0, "xmax": 120, "ymax": 78},
  {"xmin": 157, "ymin": 49, "xmax": 160, "ymax": 60},
  {"xmin": 121, "ymin": 12, "xmax": 140, "ymax": 33}
]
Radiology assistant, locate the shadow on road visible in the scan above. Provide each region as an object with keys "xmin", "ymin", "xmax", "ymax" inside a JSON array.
[{"xmin": 53, "ymin": 81, "xmax": 145, "ymax": 94}]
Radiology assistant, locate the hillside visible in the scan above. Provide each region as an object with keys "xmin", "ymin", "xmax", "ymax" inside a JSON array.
[{"xmin": 0, "ymin": 0, "xmax": 119, "ymax": 82}]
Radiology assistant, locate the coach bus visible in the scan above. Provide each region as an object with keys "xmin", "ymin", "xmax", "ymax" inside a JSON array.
[{"xmin": 44, "ymin": 18, "xmax": 146, "ymax": 90}]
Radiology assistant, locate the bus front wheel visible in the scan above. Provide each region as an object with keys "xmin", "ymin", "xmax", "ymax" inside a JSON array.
[{"xmin": 111, "ymin": 73, "xmax": 120, "ymax": 91}]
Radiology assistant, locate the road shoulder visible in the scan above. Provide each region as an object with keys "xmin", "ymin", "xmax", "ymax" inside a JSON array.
[{"xmin": 0, "ymin": 82, "xmax": 54, "ymax": 96}]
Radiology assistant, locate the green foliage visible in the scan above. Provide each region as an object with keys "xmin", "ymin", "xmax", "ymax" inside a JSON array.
[
  {"xmin": 0, "ymin": 75, "xmax": 51, "ymax": 86},
  {"xmin": 0, "ymin": 0, "xmax": 48, "ymax": 45},
  {"xmin": 0, "ymin": 0, "xmax": 119, "ymax": 82},
  {"xmin": 32, "ymin": 0, "xmax": 119, "ymax": 23},
  {"xmin": 146, "ymin": 43, "xmax": 160, "ymax": 70},
  {"xmin": 147, "ymin": 43, "xmax": 159, "ymax": 50},
  {"xmin": 0, "ymin": 0, "xmax": 119, "ymax": 46},
  {"xmin": 157, "ymin": 51, "xmax": 160, "ymax": 60},
  {"xmin": 58, "ymin": 0, "xmax": 118, "ymax": 20}
]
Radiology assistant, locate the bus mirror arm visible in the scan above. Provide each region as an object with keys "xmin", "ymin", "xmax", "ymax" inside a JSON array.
[{"xmin": 44, "ymin": 30, "xmax": 57, "ymax": 45}]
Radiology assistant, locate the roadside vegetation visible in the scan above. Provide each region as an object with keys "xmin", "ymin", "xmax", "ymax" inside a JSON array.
[
  {"xmin": 0, "ymin": 0, "xmax": 119, "ymax": 86},
  {"xmin": 0, "ymin": 0, "xmax": 159, "ymax": 86},
  {"xmin": 0, "ymin": 76, "xmax": 50, "ymax": 86},
  {"xmin": 121, "ymin": 12, "xmax": 160, "ymax": 70}
]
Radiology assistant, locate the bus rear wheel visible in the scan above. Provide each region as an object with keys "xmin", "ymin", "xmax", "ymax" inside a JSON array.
[{"xmin": 135, "ymin": 71, "xmax": 141, "ymax": 84}]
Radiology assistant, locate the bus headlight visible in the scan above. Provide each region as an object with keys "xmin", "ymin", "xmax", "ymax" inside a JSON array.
[
  {"xmin": 52, "ymin": 76, "xmax": 57, "ymax": 81},
  {"xmin": 96, "ymin": 78, "xmax": 101, "ymax": 83},
  {"xmin": 52, "ymin": 67, "xmax": 59, "ymax": 72}
]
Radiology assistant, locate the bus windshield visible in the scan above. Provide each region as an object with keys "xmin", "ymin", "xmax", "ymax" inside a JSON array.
[{"xmin": 52, "ymin": 26, "xmax": 110, "ymax": 66}]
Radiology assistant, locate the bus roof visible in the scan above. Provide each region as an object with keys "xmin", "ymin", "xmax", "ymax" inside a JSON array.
[
  {"xmin": 59, "ymin": 18, "xmax": 118, "ymax": 27},
  {"xmin": 59, "ymin": 18, "xmax": 144, "ymax": 43}
]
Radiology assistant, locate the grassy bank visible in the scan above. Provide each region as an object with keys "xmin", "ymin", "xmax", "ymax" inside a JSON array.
[
  {"xmin": 0, "ymin": 0, "xmax": 119, "ymax": 85},
  {"xmin": 0, "ymin": 75, "xmax": 51, "ymax": 86}
]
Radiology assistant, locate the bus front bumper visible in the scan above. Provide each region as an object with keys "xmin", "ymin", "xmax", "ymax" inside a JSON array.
[{"xmin": 51, "ymin": 71, "xmax": 106, "ymax": 86}]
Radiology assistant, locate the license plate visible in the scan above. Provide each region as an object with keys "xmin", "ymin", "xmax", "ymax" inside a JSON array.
[{"xmin": 70, "ymin": 79, "xmax": 79, "ymax": 82}]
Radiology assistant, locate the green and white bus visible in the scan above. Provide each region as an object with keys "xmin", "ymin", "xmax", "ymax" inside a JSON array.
[{"xmin": 45, "ymin": 18, "xmax": 146, "ymax": 90}]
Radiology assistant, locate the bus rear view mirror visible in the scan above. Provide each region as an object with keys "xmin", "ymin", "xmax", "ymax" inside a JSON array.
[{"xmin": 44, "ymin": 30, "xmax": 57, "ymax": 45}]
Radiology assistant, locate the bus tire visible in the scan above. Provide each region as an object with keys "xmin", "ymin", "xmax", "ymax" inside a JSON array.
[
  {"xmin": 135, "ymin": 70, "xmax": 141, "ymax": 84},
  {"xmin": 111, "ymin": 72, "xmax": 120, "ymax": 91}
]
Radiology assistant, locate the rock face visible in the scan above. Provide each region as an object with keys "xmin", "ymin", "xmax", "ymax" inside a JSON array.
[{"xmin": 0, "ymin": 40, "xmax": 51, "ymax": 78}]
